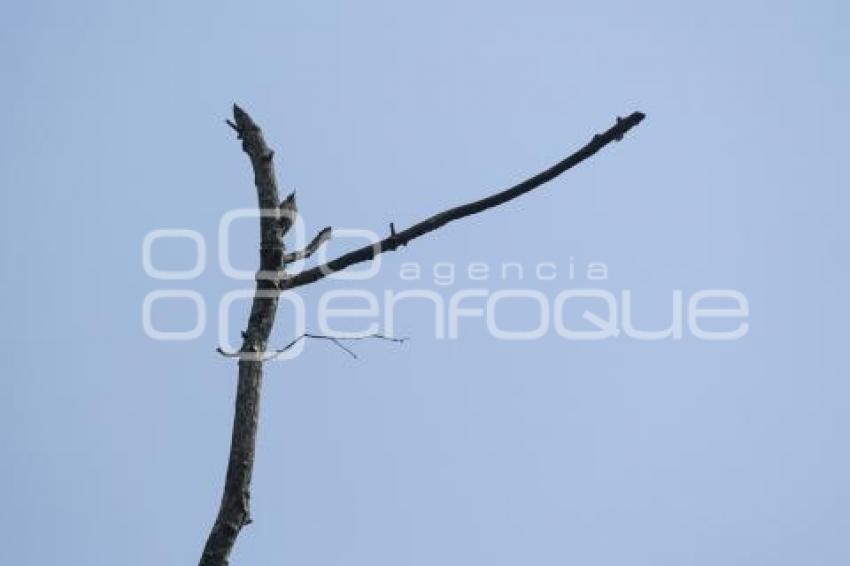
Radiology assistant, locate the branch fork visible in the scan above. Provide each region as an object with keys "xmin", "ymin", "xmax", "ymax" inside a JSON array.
[{"xmin": 200, "ymin": 104, "xmax": 645, "ymax": 566}]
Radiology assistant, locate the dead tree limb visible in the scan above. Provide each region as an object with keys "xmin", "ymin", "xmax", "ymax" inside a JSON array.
[
  {"xmin": 282, "ymin": 226, "xmax": 333, "ymax": 264},
  {"xmin": 199, "ymin": 105, "xmax": 287, "ymax": 566},
  {"xmin": 200, "ymin": 105, "xmax": 645, "ymax": 565},
  {"xmin": 281, "ymin": 111, "xmax": 645, "ymax": 290}
]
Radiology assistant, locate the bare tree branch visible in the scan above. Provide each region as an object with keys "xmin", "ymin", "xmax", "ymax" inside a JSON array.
[
  {"xmin": 281, "ymin": 112, "xmax": 645, "ymax": 290},
  {"xmin": 200, "ymin": 105, "xmax": 645, "ymax": 566},
  {"xmin": 199, "ymin": 104, "xmax": 287, "ymax": 566},
  {"xmin": 282, "ymin": 226, "xmax": 333, "ymax": 264},
  {"xmin": 216, "ymin": 332, "xmax": 407, "ymax": 361},
  {"xmin": 267, "ymin": 332, "xmax": 408, "ymax": 360}
]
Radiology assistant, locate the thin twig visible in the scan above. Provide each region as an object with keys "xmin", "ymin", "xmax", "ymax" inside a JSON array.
[
  {"xmin": 269, "ymin": 332, "xmax": 408, "ymax": 360},
  {"xmin": 282, "ymin": 226, "xmax": 333, "ymax": 264},
  {"xmin": 217, "ymin": 333, "xmax": 407, "ymax": 361}
]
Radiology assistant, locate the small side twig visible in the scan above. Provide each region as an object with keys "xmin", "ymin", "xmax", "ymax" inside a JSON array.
[
  {"xmin": 217, "ymin": 333, "xmax": 408, "ymax": 361},
  {"xmin": 282, "ymin": 226, "xmax": 333, "ymax": 264},
  {"xmin": 225, "ymin": 119, "xmax": 241, "ymax": 138}
]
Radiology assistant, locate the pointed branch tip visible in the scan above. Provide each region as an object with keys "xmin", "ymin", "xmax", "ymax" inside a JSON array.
[{"xmin": 232, "ymin": 104, "xmax": 258, "ymax": 131}]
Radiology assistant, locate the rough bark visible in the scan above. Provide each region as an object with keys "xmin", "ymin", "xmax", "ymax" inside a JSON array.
[
  {"xmin": 199, "ymin": 105, "xmax": 287, "ymax": 566},
  {"xmin": 200, "ymin": 106, "xmax": 645, "ymax": 565}
]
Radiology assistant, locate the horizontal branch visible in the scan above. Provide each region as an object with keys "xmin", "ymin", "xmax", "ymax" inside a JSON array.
[
  {"xmin": 268, "ymin": 332, "xmax": 408, "ymax": 360},
  {"xmin": 216, "ymin": 332, "xmax": 406, "ymax": 361},
  {"xmin": 281, "ymin": 112, "xmax": 645, "ymax": 291}
]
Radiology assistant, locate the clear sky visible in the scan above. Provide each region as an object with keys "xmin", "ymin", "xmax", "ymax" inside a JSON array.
[{"xmin": 1, "ymin": 1, "xmax": 848, "ymax": 564}]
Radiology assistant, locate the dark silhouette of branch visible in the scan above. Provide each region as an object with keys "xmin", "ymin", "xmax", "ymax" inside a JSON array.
[
  {"xmin": 282, "ymin": 226, "xmax": 333, "ymax": 264},
  {"xmin": 281, "ymin": 112, "xmax": 645, "ymax": 290},
  {"xmin": 216, "ymin": 332, "xmax": 407, "ymax": 361},
  {"xmin": 267, "ymin": 332, "xmax": 408, "ymax": 360},
  {"xmin": 199, "ymin": 105, "xmax": 288, "ymax": 566},
  {"xmin": 200, "ymin": 105, "xmax": 644, "ymax": 565}
]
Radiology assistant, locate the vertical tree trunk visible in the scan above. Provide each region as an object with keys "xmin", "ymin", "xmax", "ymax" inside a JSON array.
[{"xmin": 200, "ymin": 105, "xmax": 286, "ymax": 566}]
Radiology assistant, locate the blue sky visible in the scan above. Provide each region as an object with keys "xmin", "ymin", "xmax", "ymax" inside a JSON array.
[{"xmin": 1, "ymin": 1, "xmax": 848, "ymax": 564}]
